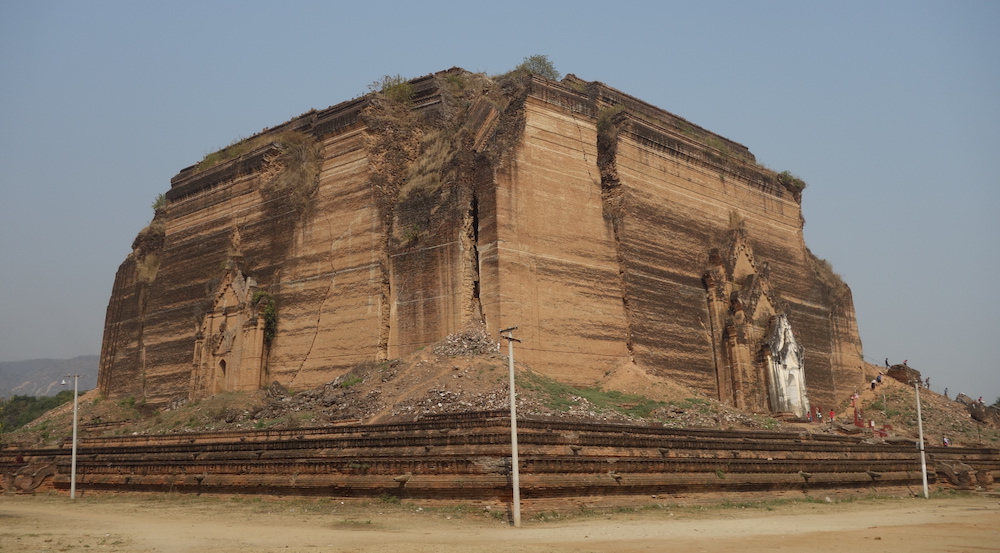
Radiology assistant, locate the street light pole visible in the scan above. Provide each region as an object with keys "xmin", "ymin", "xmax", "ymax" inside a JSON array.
[
  {"xmin": 913, "ymin": 379, "xmax": 929, "ymax": 499},
  {"xmin": 62, "ymin": 374, "xmax": 81, "ymax": 499},
  {"xmin": 500, "ymin": 326, "xmax": 521, "ymax": 528}
]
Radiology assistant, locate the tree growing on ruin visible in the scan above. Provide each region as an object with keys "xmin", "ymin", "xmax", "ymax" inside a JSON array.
[{"xmin": 516, "ymin": 55, "xmax": 560, "ymax": 81}]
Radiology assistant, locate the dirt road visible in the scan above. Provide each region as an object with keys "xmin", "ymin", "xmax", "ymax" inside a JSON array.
[{"xmin": 1, "ymin": 493, "xmax": 997, "ymax": 553}]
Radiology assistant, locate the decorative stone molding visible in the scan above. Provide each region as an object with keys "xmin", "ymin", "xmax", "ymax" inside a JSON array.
[
  {"xmin": 190, "ymin": 268, "xmax": 266, "ymax": 399},
  {"xmin": 705, "ymin": 230, "xmax": 809, "ymax": 415}
]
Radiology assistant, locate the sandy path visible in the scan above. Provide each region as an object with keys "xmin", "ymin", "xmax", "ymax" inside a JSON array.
[{"xmin": 1, "ymin": 494, "xmax": 997, "ymax": 553}]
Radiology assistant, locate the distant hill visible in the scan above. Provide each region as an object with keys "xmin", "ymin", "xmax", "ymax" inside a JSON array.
[{"xmin": 0, "ymin": 355, "xmax": 98, "ymax": 398}]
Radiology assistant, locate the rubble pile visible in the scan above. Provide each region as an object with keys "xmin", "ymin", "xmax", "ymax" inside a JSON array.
[
  {"xmin": 432, "ymin": 326, "xmax": 498, "ymax": 357},
  {"xmin": 10, "ymin": 345, "xmax": 998, "ymax": 450}
]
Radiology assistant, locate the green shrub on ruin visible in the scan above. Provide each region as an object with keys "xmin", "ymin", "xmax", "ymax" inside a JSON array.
[
  {"xmin": 444, "ymin": 72, "xmax": 468, "ymax": 92},
  {"xmin": 596, "ymin": 104, "xmax": 626, "ymax": 139},
  {"xmin": 340, "ymin": 375, "xmax": 363, "ymax": 389},
  {"xmin": 252, "ymin": 290, "xmax": 277, "ymax": 346},
  {"xmin": 198, "ymin": 135, "xmax": 261, "ymax": 171},
  {"xmin": 368, "ymin": 74, "xmax": 414, "ymax": 106},
  {"xmin": 258, "ymin": 131, "xmax": 321, "ymax": 214},
  {"xmin": 704, "ymin": 136, "xmax": 730, "ymax": 158},
  {"xmin": 514, "ymin": 54, "xmax": 560, "ymax": 81},
  {"xmin": 197, "ymin": 130, "xmax": 322, "ymax": 187},
  {"xmin": 398, "ymin": 128, "xmax": 454, "ymax": 202},
  {"xmin": 776, "ymin": 170, "xmax": 807, "ymax": 192}
]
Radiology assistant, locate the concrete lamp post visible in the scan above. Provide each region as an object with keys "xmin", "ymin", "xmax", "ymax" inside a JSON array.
[
  {"xmin": 61, "ymin": 374, "xmax": 81, "ymax": 499},
  {"xmin": 912, "ymin": 378, "xmax": 929, "ymax": 499},
  {"xmin": 500, "ymin": 326, "xmax": 521, "ymax": 528}
]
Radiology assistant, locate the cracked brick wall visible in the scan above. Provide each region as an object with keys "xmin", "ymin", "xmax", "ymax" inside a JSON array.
[{"xmin": 99, "ymin": 69, "xmax": 863, "ymax": 411}]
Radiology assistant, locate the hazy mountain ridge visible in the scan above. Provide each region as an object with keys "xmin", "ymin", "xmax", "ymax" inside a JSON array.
[{"xmin": 0, "ymin": 355, "xmax": 98, "ymax": 398}]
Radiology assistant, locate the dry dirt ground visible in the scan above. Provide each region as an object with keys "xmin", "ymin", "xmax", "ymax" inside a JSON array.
[{"xmin": 0, "ymin": 493, "xmax": 997, "ymax": 553}]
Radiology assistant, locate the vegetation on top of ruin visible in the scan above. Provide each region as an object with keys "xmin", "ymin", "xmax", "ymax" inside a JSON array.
[
  {"xmin": 596, "ymin": 104, "xmax": 627, "ymax": 140},
  {"xmin": 703, "ymin": 136, "xmax": 731, "ymax": 158},
  {"xmin": 195, "ymin": 130, "xmax": 317, "ymax": 178},
  {"xmin": 151, "ymin": 193, "xmax": 166, "ymax": 212},
  {"xmin": 368, "ymin": 74, "xmax": 415, "ymax": 106},
  {"xmin": 397, "ymin": 128, "xmax": 455, "ymax": 202},
  {"xmin": 360, "ymin": 91, "xmax": 423, "ymax": 249},
  {"xmin": 197, "ymin": 134, "xmax": 269, "ymax": 171},
  {"xmin": 776, "ymin": 170, "xmax": 807, "ymax": 192},
  {"xmin": 258, "ymin": 131, "xmax": 321, "ymax": 215},
  {"xmin": 363, "ymin": 68, "xmax": 511, "ymax": 248},
  {"xmin": 513, "ymin": 54, "xmax": 560, "ymax": 81},
  {"xmin": 806, "ymin": 247, "xmax": 849, "ymax": 300}
]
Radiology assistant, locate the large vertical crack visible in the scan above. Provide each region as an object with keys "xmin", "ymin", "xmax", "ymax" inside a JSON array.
[
  {"xmin": 461, "ymin": 194, "xmax": 484, "ymax": 326},
  {"xmin": 596, "ymin": 105, "xmax": 634, "ymax": 360}
]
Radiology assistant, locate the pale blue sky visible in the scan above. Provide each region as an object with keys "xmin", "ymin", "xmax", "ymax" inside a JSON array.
[{"xmin": 1, "ymin": 1, "xmax": 997, "ymax": 400}]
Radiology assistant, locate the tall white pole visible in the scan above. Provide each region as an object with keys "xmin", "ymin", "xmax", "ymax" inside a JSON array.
[
  {"xmin": 68, "ymin": 374, "xmax": 80, "ymax": 499},
  {"xmin": 914, "ymin": 380, "xmax": 929, "ymax": 498},
  {"xmin": 501, "ymin": 326, "xmax": 521, "ymax": 527}
]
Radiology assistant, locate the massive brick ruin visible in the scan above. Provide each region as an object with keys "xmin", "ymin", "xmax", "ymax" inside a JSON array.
[{"xmin": 98, "ymin": 68, "xmax": 863, "ymax": 414}]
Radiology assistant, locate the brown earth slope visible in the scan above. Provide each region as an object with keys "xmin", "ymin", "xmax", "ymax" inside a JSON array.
[{"xmin": 8, "ymin": 333, "xmax": 998, "ymax": 450}]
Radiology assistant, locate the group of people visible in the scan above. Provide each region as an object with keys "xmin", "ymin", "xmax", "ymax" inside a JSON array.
[
  {"xmin": 870, "ymin": 373, "xmax": 883, "ymax": 391},
  {"xmin": 807, "ymin": 405, "xmax": 836, "ymax": 423}
]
